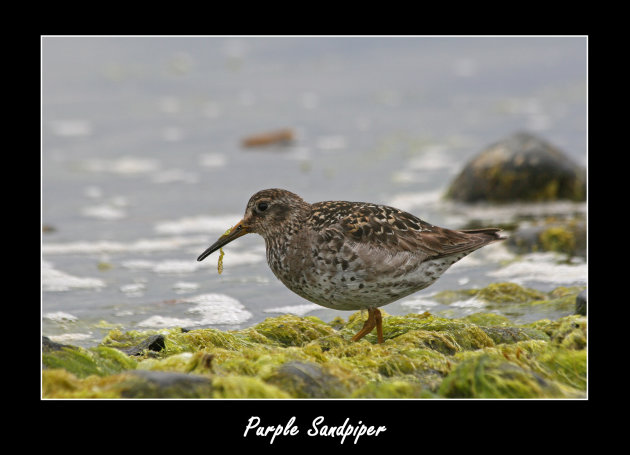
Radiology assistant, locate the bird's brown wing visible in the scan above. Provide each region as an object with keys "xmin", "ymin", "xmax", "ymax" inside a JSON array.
[{"xmin": 312, "ymin": 201, "xmax": 501, "ymax": 259}]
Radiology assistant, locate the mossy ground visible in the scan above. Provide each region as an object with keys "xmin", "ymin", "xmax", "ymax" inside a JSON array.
[{"xmin": 42, "ymin": 282, "xmax": 586, "ymax": 399}]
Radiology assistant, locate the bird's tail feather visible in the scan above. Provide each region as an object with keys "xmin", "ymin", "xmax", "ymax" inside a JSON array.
[{"xmin": 460, "ymin": 227, "xmax": 507, "ymax": 242}]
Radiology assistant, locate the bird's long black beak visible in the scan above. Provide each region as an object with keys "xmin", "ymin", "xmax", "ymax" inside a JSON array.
[{"xmin": 197, "ymin": 220, "xmax": 249, "ymax": 262}]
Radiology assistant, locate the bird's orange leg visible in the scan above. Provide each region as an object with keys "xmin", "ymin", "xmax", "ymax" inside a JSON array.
[
  {"xmin": 374, "ymin": 308, "xmax": 383, "ymax": 344},
  {"xmin": 352, "ymin": 308, "xmax": 384, "ymax": 344}
]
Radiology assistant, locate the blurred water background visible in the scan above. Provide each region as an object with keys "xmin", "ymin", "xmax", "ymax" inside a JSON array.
[{"xmin": 42, "ymin": 36, "xmax": 587, "ymax": 347}]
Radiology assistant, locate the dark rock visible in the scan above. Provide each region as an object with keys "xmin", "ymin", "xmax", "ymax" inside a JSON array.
[
  {"xmin": 445, "ymin": 132, "xmax": 586, "ymax": 203},
  {"xmin": 118, "ymin": 334, "xmax": 166, "ymax": 356},
  {"xmin": 42, "ymin": 336, "xmax": 74, "ymax": 353},
  {"xmin": 575, "ymin": 290, "xmax": 587, "ymax": 316},
  {"xmin": 266, "ymin": 361, "xmax": 350, "ymax": 398},
  {"xmin": 122, "ymin": 370, "xmax": 214, "ymax": 398}
]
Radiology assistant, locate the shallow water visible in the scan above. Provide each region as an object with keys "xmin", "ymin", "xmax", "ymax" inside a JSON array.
[{"xmin": 42, "ymin": 36, "xmax": 587, "ymax": 347}]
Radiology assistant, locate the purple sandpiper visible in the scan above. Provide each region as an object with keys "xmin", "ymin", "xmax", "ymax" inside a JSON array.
[{"xmin": 197, "ymin": 189, "xmax": 505, "ymax": 343}]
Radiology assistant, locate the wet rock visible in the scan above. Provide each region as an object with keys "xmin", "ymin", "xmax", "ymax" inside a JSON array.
[
  {"xmin": 118, "ymin": 334, "xmax": 166, "ymax": 356},
  {"xmin": 445, "ymin": 132, "xmax": 586, "ymax": 203},
  {"xmin": 575, "ymin": 290, "xmax": 587, "ymax": 316},
  {"xmin": 42, "ymin": 336, "xmax": 73, "ymax": 352},
  {"xmin": 265, "ymin": 361, "xmax": 351, "ymax": 398},
  {"xmin": 122, "ymin": 370, "xmax": 214, "ymax": 398}
]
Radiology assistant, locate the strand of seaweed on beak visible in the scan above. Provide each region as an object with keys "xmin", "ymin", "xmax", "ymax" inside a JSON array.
[{"xmin": 217, "ymin": 226, "xmax": 233, "ymax": 275}]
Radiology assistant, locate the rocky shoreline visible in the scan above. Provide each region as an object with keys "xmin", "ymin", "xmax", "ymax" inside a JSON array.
[{"xmin": 42, "ymin": 282, "xmax": 586, "ymax": 399}]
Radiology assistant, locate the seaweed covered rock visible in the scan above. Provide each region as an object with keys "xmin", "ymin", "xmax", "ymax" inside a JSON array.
[
  {"xmin": 265, "ymin": 361, "xmax": 354, "ymax": 398},
  {"xmin": 118, "ymin": 334, "xmax": 166, "ymax": 356},
  {"xmin": 42, "ymin": 337, "xmax": 137, "ymax": 378},
  {"xmin": 506, "ymin": 217, "xmax": 586, "ymax": 258},
  {"xmin": 439, "ymin": 352, "xmax": 582, "ymax": 398},
  {"xmin": 252, "ymin": 315, "xmax": 338, "ymax": 347},
  {"xmin": 121, "ymin": 370, "xmax": 215, "ymax": 398},
  {"xmin": 445, "ymin": 132, "xmax": 586, "ymax": 203},
  {"xmin": 42, "ymin": 283, "xmax": 587, "ymax": 399},
  {"xmin": 537, "ymin": 314, "xmax": 586, "ymax": 350},
  {"xmin": 433, "ymin": 282, "xmax": 546, "ymax": 305},
  {"xmin": 478, "ymin": 326, "xmax": 549, "ymax": 345},
  {"xmin": 42, "ymin": 368, "xmax": 290, "ymax": 398}
]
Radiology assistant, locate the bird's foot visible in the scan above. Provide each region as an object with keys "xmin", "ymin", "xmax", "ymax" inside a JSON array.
[{"xmin": 351, "ymin": 308, "xmax": 384, "ymax": 344}]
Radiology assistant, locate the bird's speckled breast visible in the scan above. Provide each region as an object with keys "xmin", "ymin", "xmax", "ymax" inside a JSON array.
[{"xmin": 264, "ymin": 227, "xmax": 468, "ymax": 311}]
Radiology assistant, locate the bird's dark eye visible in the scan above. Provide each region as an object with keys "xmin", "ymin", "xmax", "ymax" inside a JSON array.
[{"xmin": 257, "ymin": 202, "xmax": 269, "ymax": 212}]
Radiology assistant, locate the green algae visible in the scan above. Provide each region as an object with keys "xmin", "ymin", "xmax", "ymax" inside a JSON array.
[
  {"xmin": 215, "ymin": 346, "xmax": 319, "ymax": 378},
  {"xmin": 42, "ymin": 368, "xmax": 289, "ymax": 399},
  {"xmin": 253, "ymin": 315, "xmax": 338, "ymax": 347},
  {"xmin": 432, "ymin": 282, "xmax": 546, "ymax": 305},
  {"xmin": 340, "ymin": 311, "xmax": 493, "ymax": 351},
  {"xmin": 43, "ymin": 283, "xmax": 587, "ymax": 399},
  {"xmin": 541, "ymin": 220, "xmax": 586, "ymax": 257},
  {"xmin": 461, "ymin": 312, "xmax": 512, "ymax": 326},
  {"xmin": 537, "ymin": 348, "xmax": 586, "ymax": 391},
  {"xmin": 540, "ymin": 226, "xmax": 576, "ymax": 255},
  {"xmin": 438, "ymin": 353, "xmax": 583, "ymax": 398},
  {"xmin": 392, "ymin": 330, "xmax": 461, "ymax": 355},
  {"xmin": 539, "ymin": 315, "xmax": 587, "ymax": 350},
  {"xmin": 42, "ymin": 369, "xmax": 135, "ymax": 398},
  {"xmin": 136, "ymin": 352, "xmax": 197, "ymax": 373},
  {"xmin": 529, "ymin": 288, "xmax": 584, "ymax": 312},
  {"xmin": 506, "ymin": 217, "xmax": 586, "ymax": 258},
  {"xmin": 210, "ymin": 375, "xmax": 290, "ymax": 398},
  {"xmin": 413, "ymin": 318, "xmax": 495, "ymax": 350},
  {"xmin": 475, "ymin": 282, "xmax": 547, "ymax": 303},
  {"xmin": 352, "ymin": 379, "xmax": 436, "ymax": 398},
  {"xmin": 166, "ymin": 328, "xmax": 261, "ymax": 354},
  {"xmin": 477, "ymin": 326, "xmax": 550, "ymax": 345},
  {"xmin": 376, "ymin": 348, "xmax": 451, "ymax": 380},
  {"xmin": 42, "ymin": 345, "xmax": 137, "ymax": 379},
  {"xmin": 458, "ymin": 312, "xmax": 551, "ymax": 345},
  {"xmin": 445, "ymin": 338, "xmax": 586, "ymax": 397},
  {"xmin": 101, "ymin": 328, "xmax": 173, "ymax": 350}
]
